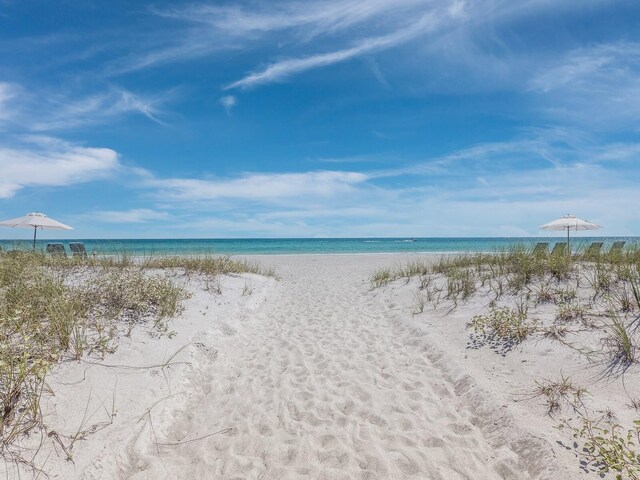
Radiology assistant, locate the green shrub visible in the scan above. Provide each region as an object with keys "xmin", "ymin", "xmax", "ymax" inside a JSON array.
[{"xmin": 559, "ymin": 416, "xmax": 640, "ymax": 479}]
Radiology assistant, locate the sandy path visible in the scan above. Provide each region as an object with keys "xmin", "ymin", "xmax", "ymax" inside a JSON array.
[{"xmin": 88, "ymin": 255, "xmax": 562, "ymax": 479}]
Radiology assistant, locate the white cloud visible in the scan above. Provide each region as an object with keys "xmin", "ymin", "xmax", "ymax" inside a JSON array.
[
  {"xmin": 114, "ymin": 0, "xmax": 457, "ymax": 76},
  {"xmin": 141, "ymin": 167, "xmax": 640, "ymax": 237},
  {"xmin": 30, "ymin": 88, "xmax": 167, "ymax": 131},
  {"xmin": 219, "ymin": 95, "xmax": 237, "ymax": 113},
  {"xmin": 154, "ymin": 0, "xmax": 432, "ymax": 43},
  {"xmin": 148, "ymin": 170, "xmax": 369, "ymax": 202},
  {"xmin": 0, "ymin": 136, "xmax": 120, "ymax": 198},
  {"xmin": 92, "ymin": 208, "xmax": 171, "ymax": 223},
  {"xmin": 127, "ymin": 127, "xmax": 640, "ymax": 236},
  {"xmin": 529, "ymin": 42, "xmax": 640, "ymax": 128},
  {"xmin": 225, "ymin": 10, "xmax": 454, "ymax": 89},
  {"xmin": 0, "ymin": 82, "xmax": 168, "ymax": 132}
]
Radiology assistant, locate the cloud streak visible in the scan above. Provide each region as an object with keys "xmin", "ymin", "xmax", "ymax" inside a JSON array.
[
  {"xmin": 147, "ymin": 170, "xmax": 369, "ymax": 202},
  {"xmin": 529, "ymin": 42, "xmax": 640, "ymax": 128},
  {"xmin": 225, "ymin": 8, "xmax": 460, "ymax": 89},
  {"xmin": 91, "ymin": 208, "xmax": 171, "ymax": 224},
  {"xmin": 0, "ymin": 83, "xmax": 169, "ymax": 132},
  {"xmin": 113, "ymin": 0, "xmax": 460, "ymax": 77}
]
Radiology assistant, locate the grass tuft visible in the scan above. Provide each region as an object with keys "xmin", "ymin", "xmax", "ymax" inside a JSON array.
[{"xmin": 0, "ymin": 250, "xmax": 273, "ymax": 465}]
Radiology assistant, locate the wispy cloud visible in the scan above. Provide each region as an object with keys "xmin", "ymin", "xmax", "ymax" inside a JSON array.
[
  {"xmin": 0, "ymin": 82, "xmax": 169, "ymax": 132},
  {"xmin": 113, "ymin": 0, "xmax": 461, "ymax": 76},
  {"xmin": 147, "ymin": 170, "xmax": 369, "ymax": 202},
  {"xmin": 91, "ymin": 208, "xmax": 171, "ymax": 223},
  {"xmin": 529, "ymin": 42, "xmax": 640, "ymax": 128},
  {"xmin": 29, "ymin": 88, "xmax": 168, "ymax": 131},
  {"xmin": 157, "ymin": 0, "xmax": 429, "ymax": 39},
  {"xmin": 0, "ymin": 136, "xmax": 120, "ymax": 198},
  {"xmin": 225, "ymin": 8, "xmax": 460, "ymax": 89}
]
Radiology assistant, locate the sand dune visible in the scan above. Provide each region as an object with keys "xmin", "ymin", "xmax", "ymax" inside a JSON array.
[{"xmin": 8, "ymin": 254, "xmax": 601, "ymax": 478}]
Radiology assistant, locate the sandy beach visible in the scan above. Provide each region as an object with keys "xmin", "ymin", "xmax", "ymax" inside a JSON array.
[{"xmin": 4, "ymin": 253, "xmax": 639, "ymax": 479}]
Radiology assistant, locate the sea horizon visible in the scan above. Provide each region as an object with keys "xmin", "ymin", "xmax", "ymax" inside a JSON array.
[{"xmin": 1, "ymin": 236, "xmax": 637, "ymax": 256}]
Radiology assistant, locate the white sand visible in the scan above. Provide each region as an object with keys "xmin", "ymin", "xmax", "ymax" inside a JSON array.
[{"xmin": 6, "ymin": 253, "xmax": 636, "ymax": 479}]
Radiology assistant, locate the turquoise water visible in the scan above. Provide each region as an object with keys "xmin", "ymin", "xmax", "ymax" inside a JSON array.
[{"xmin": 0, "ymin": 237, "xmax": 637, "ymax": 255}]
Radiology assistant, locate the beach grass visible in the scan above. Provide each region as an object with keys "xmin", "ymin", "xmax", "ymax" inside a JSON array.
[
  {"xmin": 372, "ymin": 244, "xmax": 640, "ymax": 476},
  {"xmin": 0, "ymin": 250, "xmax": 274, "ymax": 466}
]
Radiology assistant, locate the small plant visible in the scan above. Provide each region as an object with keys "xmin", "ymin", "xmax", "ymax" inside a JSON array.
[
  {"xmin": 204, "ymin": 276, "xmax": 223, "ymax": 295},
  {"xmin": 242, "ymin": 281, "xmax": 253, "ymax": 296},
  {"xmin": 533, "ymin": 280, "xmax": 555, "ymax": 304},
  {"xmin": 488, "ymin": 277, "xmax": 506, "ymax": 299},
  {"xmin": 601, "ymin": 312, "xmax": 638, "ymax": 375},
  {"xmin": 467, "ymin": 306, "xmax": 538, "ymax": 354},
  {"xmin": 558, "ymin": 415, "xmax": 640, "ymax": 479},
  {"xmin": 91, "ymin": 270, "xmax": 188, "ymax": 323},
  {"xmin": 370, "ymin": 267, "xmax": 394, "ymax": 288},
  {"xmin": 530, "ymin": 375, "xmax": 588, "ymax": 414},
  {"xmin": 612, "ymin": 284, "xmax": 635, "ymax": 312},
  {"xmin": 400, "ymin": 261, "xmax": 430, "ymax": 278},
  {"xmin": 554, "ymin": 287, "xmax": 577, "ymax": 305},
  {"xmin": 555, "ymin": 303, "xmax": 587, "ymax": 324},
  {"xmin": 514, "ymin": 295, "xmax": 530, "ymax": 317},
  {"xmin": 583, "ymin": 263, "xmax": 615, "ymax": 299}
]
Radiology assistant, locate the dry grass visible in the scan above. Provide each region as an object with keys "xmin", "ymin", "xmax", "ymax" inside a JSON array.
[
  {"xmin": 371, "ymin": 247, "xmax": 640, "ymax": 371},
  {"xmin": 528, "ymin": 375, "xmax": 589, "ymax": 414},
  {"xmin": 0, "ymin": 250, "xmax": 274, "ymax": 466},
  {"xmin": 371, "ymin": 243, "xmax": 640, "ymax": 476}
]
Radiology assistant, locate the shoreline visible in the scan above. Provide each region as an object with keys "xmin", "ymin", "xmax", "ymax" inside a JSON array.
[{"xmin": 1, "ymin": 236, "xmax": 635, "ymax": 259}]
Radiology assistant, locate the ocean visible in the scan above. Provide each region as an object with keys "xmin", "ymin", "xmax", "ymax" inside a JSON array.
[{"xmin": 0, "ymin": 237, "xmax": 637, "ymax": 256}]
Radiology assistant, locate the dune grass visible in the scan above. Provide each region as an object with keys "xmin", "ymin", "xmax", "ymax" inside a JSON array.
[
  {"xmin": 371, "ymin": 244, "xmax": 640, "ymax": 367},
  {"xmin": 371, "ymin": 243, "xmax": 640, "ymax": 476},
  {"xmin": 0, "ymin": 250, "xmax": 274, "ymax": 466}
]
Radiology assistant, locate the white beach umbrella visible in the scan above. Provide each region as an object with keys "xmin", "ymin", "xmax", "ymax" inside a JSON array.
[
  {"xmin": 539, "ymin": 214, "xmax": 602, "ymax": 252},
  {"xmin": 0, "ymin": 212, "xmax": 73, "ymax": 249}
]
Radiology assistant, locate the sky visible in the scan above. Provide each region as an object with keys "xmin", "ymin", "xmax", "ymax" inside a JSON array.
[{"xmin": 1, "ymin": 0, "xmax": 639, "ymax": 239}]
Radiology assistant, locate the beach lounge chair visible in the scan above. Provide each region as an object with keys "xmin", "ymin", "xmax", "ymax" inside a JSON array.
[
  {"xmin": 69, "ymin": 242, "xmax": 88, "ymax": 259},
  {"xmin": 609, "ymin": 241, "xmax": 625, "ymax": 254},
  {"xmin": 46, "ymin": 243, "xmax": 67, "ymax": 257},
  {"xmin": 550, "ymin": 242, "xmax": 567, "ymax": 255},
  {"xmin": 584, "ymin": 242, "xmax": 603, "ymax": 257},
  {"xmin": 532, "ymin": 242, "xmax": 549, "ymax": 255}
]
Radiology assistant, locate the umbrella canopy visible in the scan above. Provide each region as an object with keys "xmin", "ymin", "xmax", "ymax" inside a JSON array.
[
  {"xmin": 539, "ymin": 214, "xmax": 602, "ymax": 252},
  {"xmin": 0, "ymin": 212, "xmax": 73, "ymax": 249}
]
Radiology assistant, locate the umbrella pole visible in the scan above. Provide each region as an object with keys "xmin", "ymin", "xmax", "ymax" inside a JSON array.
[
  {"xmin": 567, "ymin": 227, "xmax": 570, "ymax": 255},
  {"xmin": 33, "ymin": 226, "xmax": 37, "ymax": 250}
]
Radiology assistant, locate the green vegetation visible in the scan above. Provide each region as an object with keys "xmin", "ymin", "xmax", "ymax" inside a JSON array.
[
  {"xmin": 371, "ymin": 243, "xmax": 640, "ymax": 476},
  {"xmin": 370, "ymin": 246, "xmax": 640, "ymax": 371},
  {"xmin": 0, "ymin": 250, "xmax": 273, "ymax": 466},
  {"xmin": 559, "ymin": 416, "xmax": 640, "ymax": 479}
]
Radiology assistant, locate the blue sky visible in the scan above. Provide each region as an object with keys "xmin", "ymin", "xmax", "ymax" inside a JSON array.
[{"xmin": 1, "ymin": 0, "xmax": 639, "ymax": 239}]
